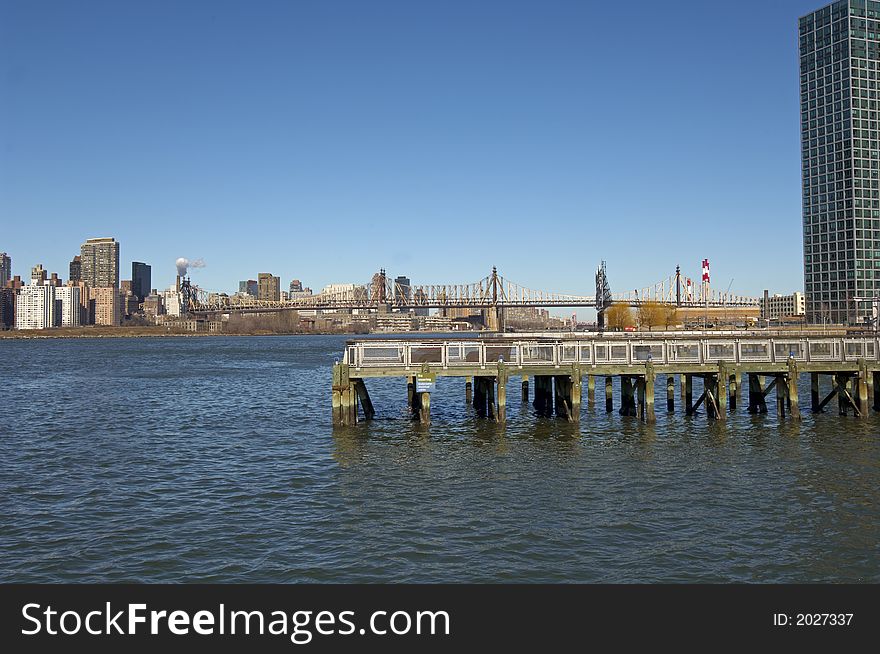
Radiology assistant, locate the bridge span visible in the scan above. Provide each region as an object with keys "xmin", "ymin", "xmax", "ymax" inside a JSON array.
[
  {"xmin": 331, "ymin": 331, "xmax": 880, "ymax": 427},
  {"xmin": 189, "ymin": 265, "xmax": 762, "ymax": 326}
]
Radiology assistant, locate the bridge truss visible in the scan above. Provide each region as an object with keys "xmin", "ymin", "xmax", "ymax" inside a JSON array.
[{"xmin": 187, "ymin": 266, "xmax": 762, "ymax": 316}]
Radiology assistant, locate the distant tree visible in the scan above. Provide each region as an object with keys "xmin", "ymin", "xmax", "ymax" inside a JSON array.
[
  {"xmin": 664, "ymin": 305, "xmax": 679, "ymax": 330},
  {"xmin": 605, "ymin": 303, "xmax": 633, "ymax": 331},
  {"xmin": 637, "ymin": 301, "xmax": 665, "ymax": 332}
]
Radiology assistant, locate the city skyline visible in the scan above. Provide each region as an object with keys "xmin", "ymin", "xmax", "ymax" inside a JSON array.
[{"xmin": 1, "ymin": 1, "xmax": 826, "ymax": 307}]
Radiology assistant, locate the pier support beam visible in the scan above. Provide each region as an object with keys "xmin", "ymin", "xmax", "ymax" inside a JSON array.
[
  {"xmin": 466, "ymin": 376, "xmax": 473, "ymax": 404},
  {"xmin": 811, "ymin": 373, "xmax": 820, "ymax": 412},
  {"xmin": 837, "ymin": 374, "xmax": 849, "ymax": 416},
  {"xmin": 775, "ymin": 375, "xmax": 786, "ymax": 419},
  {"xmin": 619, "ymin": 376, "xmax": 637, "ymax": 416},
  {"xmin": 787, "ymin": 359, "xmax": 800, "ymax": 421},
  {"xmin": 716, "ymin": 364, "xmax": 727, "ymax": 421},
  {"xmin": 667, "ymin": 375, "xmax": 675, "ymax": 412},
  {"xmin": 521, "ymin": 375, "xmax": 529, "ymax": 403},
  {"xmin": 685, "ymin": 374, "xmax": 694, "ymax": 415},
  {"xmin": 554, "ymin": 375, "xmax": 573, "ymax": 422},
  {"xmin": 605, "ymin": 376, "xmax": 613, "ymax": 413},
  {"xmin": 587, "ymin": 375, "xmax": 595, "ymax": 405},
  {"xmin": 748, "ymin": 373, "xmax": 767, "ymax": 414},
  {"xmin": 874, "ymin": 371, "xmax": 880, "ymax": 412},
  {"xmin": 533, "ymin": 375, "xmax": 553, "ymax": 417},
  {"xmin": 474, "ymin": 376, "xmax": 487, "ymax": 416},
  {"xmin": 353, "ymin": 378, "xmax": 375, "ymax": 420},
  {"xmin": 728, "ymin": 373, "xmax": 737, "ymax": 411}
]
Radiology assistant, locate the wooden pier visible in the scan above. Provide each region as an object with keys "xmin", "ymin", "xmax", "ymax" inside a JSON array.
[{"xmin": 331, "ymin": 332, "xmax": 880, "ymax": 426}]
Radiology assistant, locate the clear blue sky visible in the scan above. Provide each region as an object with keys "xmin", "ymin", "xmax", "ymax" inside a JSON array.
[{"xmin": 1, "ymin": 0, "xmax": 823, "ymax": 310}]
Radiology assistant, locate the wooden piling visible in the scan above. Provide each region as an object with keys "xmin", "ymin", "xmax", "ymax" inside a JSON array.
[
  {"xmin": 497, "ymin": 363, "xmax": 507, "ymax": 424},
  {"xmin": 644, "ymin": 361, "xmax": 655, "ymax": 423},
  {"xmin": 811, "ymin": 373, "xmax": 820, "ymax": 412},
  {"xmin": 787, "ymin": 358, "xmax": 800, "ymax": 420},
  {"xmin": 666, "ymin": 375, "xmax": 675, "ymax": 412},
  {"xmin": 857, "ymin": 360, "xmax": 869, "ymax": 419},
  {"xmin": 571, "ymin": 372, "xmax": 582, "ymax": 422},
  {"xmin": 717, "ymin": 364, "xmax": 727, "ymax": 421},
  {"xmin": 466, "ymin": 376, "xmax": 473, "ymax": 404},
  {"xmin": 521, "ymin": 374, "xmax": 529, "ymax": 403},
  {"xmin": 419, "ymin": 392, "xmax": 431, "ymax": 425}
]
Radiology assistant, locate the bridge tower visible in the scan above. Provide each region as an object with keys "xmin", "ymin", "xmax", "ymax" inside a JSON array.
[
  {"xmin": 595, "ymin": 261, "xmax": 611, "ymax": 331},
  {"xmin": 487, "ymin": 266, "xmax": 505, "ymax": 331}
]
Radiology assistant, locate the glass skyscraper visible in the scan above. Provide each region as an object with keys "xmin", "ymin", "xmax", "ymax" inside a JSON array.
[{"xmin": 800, "ymin": 0, "xmax": 880, "ymax": 325}]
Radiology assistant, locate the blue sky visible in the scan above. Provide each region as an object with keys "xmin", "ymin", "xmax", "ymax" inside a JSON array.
[{"xmin": 1, "ymin": 0, "xmax": 824, "ymax": 311}]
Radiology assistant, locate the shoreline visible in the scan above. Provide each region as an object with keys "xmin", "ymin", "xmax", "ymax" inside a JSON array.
[{"xmin": 0, "ymin": 328, "xmax": 358, "ymax": 340}]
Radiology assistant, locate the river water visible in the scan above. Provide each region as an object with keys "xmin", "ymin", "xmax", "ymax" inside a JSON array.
[{"xmin": 1, "ymin": 335, "xmax": 877, "ymax": 582}]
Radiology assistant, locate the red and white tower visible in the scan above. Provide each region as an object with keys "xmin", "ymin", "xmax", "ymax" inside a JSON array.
[{"xmin": 701, "ymin": 259, "xmax": 710, "ymax": 301}]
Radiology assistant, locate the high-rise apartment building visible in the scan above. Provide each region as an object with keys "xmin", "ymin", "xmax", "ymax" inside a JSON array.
[
  {"xmin": 90, "ymin": 286, "xmax": 121, "ymax": 326},
  {"xmin": 31, "ymin": 264, "xmax": 47, "ymax": 286},
  {"xmin": 800, "ymin": 0, "xmax": 880, "ymax": 324},
  {"xmin": 69, "ymin": 256, "xmax": 82, "ymax": 282},
  {"xmin": 132, "ymin": 262, "xmax": 151, "ymax": 302},
  {"xmin": 258, "ymin": 273, "xmax": 280, "ymax": 302},
  {"xmin": 0, "ymin": 252, "xmax": 10, "ymax": 288},
  {"xmin": 56, "ymin": 286, "xmax": 82, "ymax": 327},
  {"xmin": 15, "ymin": 284, "xmax": 55, "ymax": 330},
  {"xmin": 80, "ymin": 237, "xmax": 120, "ymax": 288}
]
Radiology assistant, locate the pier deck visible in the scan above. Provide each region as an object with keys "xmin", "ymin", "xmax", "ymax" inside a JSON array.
[{"xmin": 331, "ymin": 332, "xmax": 880, "ymax": 426}]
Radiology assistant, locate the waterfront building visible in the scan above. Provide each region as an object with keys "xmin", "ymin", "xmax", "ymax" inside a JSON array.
[
  {"xmin": 761, "ymin": 291, "xmax": 807, "ymax": 321},
  {"xmin": 56, "ymin": 286, "xmax": 82, "ymax": 327},
  {"xmin": 31, "ymin": 264, "xmax": 47, "ymax": 286},
  {"xmin": 69, "ymin": 256, "xmax": 81, "ymax": 282},
  {"xmin": 132, "ymin": 262, "xmax": 151, "ymax": 302},
  {"xmin": 80, "ymin": 237, "xmax": 120, "ymax": 288},
  {"xmin": 142, "ymin": 294, "xmax": 164, "ymax": 321},
  {"xmin": 0, "ymin": 287, "xmax": 14, "ymax": 329},
  {"xmin": 15, "ymin": 284, "xmax": 55, "ymax": 329},
  {"xmin": 239, "ymin": 280, "xmax": 258, "ymax": 297},
  {"xmin": 258, "ymin": 273, "xmax": 280, "ymax": 302},
  {"xmin": 0, "ymin": 252, "xmax": 10, "ymax": 288},
  {"xmin": 91, "ymin": 286, "xmax": 121, "ymax": 326},
  {"xmin": 289, "ymin": 280, "xmax": 313, "ymax": 299},
  {"xmin": 800, "ymin": 0, "xmax": 880, "ymax": 324},
  {"xmin": 161, "ymin": 287, "xmax": 182, "ymax": 317},
  {"xmin": 66, "ymin": 280, "xmax": 91, "ymax": 325}
]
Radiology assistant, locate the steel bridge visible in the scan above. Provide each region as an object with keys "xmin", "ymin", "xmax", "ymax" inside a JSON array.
[{"xmin": 188, "ymin": 265, "xmax": 762, "ymax": 319}]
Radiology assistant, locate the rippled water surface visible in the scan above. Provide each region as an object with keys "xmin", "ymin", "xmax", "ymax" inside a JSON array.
[{"xmin": 1, "ymin": 335, "xmax": 878, "ymax": 582}]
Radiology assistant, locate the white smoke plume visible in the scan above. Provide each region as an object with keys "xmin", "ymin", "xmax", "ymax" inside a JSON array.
[{"xmin": 176, "ymin": 258, "xmax": 206, "ymax": 276}]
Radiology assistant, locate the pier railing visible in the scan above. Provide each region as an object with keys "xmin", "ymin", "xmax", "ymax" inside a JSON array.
[{"xmin": 345, "ymin": 336, "xmax": 880, "ymax": 370}]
